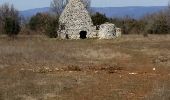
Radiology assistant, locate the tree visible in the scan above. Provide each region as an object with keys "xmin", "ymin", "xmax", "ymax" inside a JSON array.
[
  {"xmin": 50, "ymin": 0, "xmax": 91, "ymax": 15},
  {"xmin": 142, "ymin": 10, "xmax": 169, "ymax": 34},
  {"xmin": 0, "ymin": 3, "xmax": 20, "ymax": 36},
  {"xmin": 28, "ymin": 13, "xmax": 50, "ymax": 31},
  {"xmin": 0, "ymin": 3, "xmax": 19, "ymax": 21},
  {"xmin": 167, "ymin": 1, "xmax": 170, "ymax": 33},
  {"xmin": 28, "ymin": 12, "xmax": 59, "ymax": 37},
  {"xmin": 44, "ymin": 17, "xmax": 59, "ymax": 38},
  {"xmin": 29, "ymin": 13, "xmax": 41, "ymax": 31},
  {"xmin": 50, "ymin": 0, "xmax": 69, "ymax": 15},
  {"xmin": 91, "ymin": 12, "xmax": 109, "ymax": 28},
  {"xmin": 4, "ymin": 17, "xmax": 20, "ymax": 37},
  {"xmin": 81, "ymin": 0, "xmax": 91, "ymax": 11},
  {"xmin": 154, "ymin": 12, "xmax": 169, "ymax": 34}
]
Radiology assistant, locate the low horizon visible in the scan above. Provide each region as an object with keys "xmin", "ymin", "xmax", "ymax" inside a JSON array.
[{"xmin": 20, "ymin": 5, "xmax": 168, "ymax": 11}]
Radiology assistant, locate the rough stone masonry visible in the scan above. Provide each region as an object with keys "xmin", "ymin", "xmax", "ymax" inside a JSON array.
[
  {"xmin": 58, "ymin": 0, "xmax": 121, "ymax": 39},
  {"xmin": 98, "ymin": 23, "xmax": 121, "ymax": 39},
  {"xmin": 58, "ymin": 0, "xmax": 96, "ymax": 39}
]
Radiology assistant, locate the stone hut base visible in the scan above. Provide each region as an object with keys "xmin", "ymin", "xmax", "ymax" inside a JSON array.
[{"xmin": 58, "ymin": 29, "xmax": 97, "ymax": 39}]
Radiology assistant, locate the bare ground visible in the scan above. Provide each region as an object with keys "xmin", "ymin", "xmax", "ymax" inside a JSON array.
[{"xmin": 0, "ymin": 35, "xmax": 170, "ymax": 100}]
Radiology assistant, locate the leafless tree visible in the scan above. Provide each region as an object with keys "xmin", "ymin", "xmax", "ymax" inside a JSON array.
[
  {"xmin": 0, "ymin": 3, "xmax": 20, "ymax": 33},
  {"xmin": 0, "ymin": 3, "xmax": 19, "ymax": 20},
  {"xmin": 82, "ymin": 0, "xmax": 91, "ymax": 10},
  {"xmin": 167, "ymin": 0, "xmax": 170, "ymax": 32},
  {"xmin": 50, "ymin": 0, "xmax": 69, "ymax": 16},
  {"xmin": 50, "ymin": 0, "xmax": 91, "ymax": 15}
]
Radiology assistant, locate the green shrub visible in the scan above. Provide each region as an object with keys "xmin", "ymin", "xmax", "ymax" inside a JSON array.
[
  {"xmin": 91, "ymin": 12, "xmax": 110, "ymax": 27},
  {"xmin": 4, "ymin": 17, "xmax": 20, "ymax": 37},
  {"xmin": 28, "ymin": 13, "xmax": 44, "ymax": 31},
  {"xmin": 29, "ymin": 16, "xmax": 39, "ymax": 31},
  {"xmin": 0, "ymin": 3, "xmax": 20, "ymax": 37},
  {"xmin": 44, "ymin": 17, "xmax": 59, "ymax": 38},
  {"xmin": 28, "ymin": 13, "xmax": 59, "ymax": 38}
]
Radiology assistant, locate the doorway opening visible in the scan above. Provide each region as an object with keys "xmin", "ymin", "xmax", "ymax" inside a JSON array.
[{"xmin": 79, "ymin": 31, "xmax": 87, "ymax": 39}]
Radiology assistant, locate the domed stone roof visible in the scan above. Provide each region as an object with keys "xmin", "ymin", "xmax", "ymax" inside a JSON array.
[
  {"xmin": 98, "ymin": 23, "xmax": 116, "ymax": 39},
  {"xmin": 98, "ymin": 23, "xmax": 121, "ymax": 39}
]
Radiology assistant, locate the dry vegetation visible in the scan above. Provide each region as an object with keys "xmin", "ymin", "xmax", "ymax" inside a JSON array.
[{"xmin": 0, "ymin": 35, "xmax": 170, "ymax": 100}]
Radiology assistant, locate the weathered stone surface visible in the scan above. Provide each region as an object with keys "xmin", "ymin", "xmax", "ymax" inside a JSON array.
[
  {"xmin": 98, "ymin": 23, "xmax": 116, "ymax": 39},
  {"xmin": 58, "ymin": 0, "xmax": 96, "ymax": 39},
  {"xmin": 98, "ymin": 23, "xmax": 121, "ymax": 39},
  {"xmin": 58, "ymin": 0, "xmax": 121, "ymax": 40},
  {"xmin": 116, "ymin": 28, "xmax": 122, "ymax": 38}
]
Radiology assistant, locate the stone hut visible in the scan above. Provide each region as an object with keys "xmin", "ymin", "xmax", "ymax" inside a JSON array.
[
  {"xmin": 98, "ymin": 23, "xmax": 116, "ymax": 39},
  {"xmin": 98, "ymin": 23, "xmax": 121, "ymax": 39},
  {"xmin": 58, "ymin": 0, "xmax": 96, "ymax": 39}
]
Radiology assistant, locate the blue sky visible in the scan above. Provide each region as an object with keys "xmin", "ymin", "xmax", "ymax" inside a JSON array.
[{"xmin": 0, "ymin": 0, "xmax": 169, "ymax": 11}]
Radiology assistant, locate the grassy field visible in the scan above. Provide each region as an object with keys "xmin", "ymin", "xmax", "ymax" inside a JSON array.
[{"xmin": 0, "ymin": 35, "xmax": 170, "ymax": 100}]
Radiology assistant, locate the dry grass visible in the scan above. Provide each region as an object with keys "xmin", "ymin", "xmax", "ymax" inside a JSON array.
[{"xmin": 0, "ymin": 34, "xmax": 170, "ymax": 100}]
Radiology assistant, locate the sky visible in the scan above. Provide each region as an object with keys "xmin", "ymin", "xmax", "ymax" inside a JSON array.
[{"xmin": 0, "ymin": 0, "xmax": 169, "ymax": 11}]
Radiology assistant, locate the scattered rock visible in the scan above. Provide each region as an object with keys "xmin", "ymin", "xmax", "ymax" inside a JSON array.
[
  {"xmin": 99, "ymin": 64, "xmax": 123, "ymax": 74},
  {"xmin": 55, "ymin": 68, "xmax": 60, "ymax": 71},
  {"xmin": 65, "ymin": 65, "xmax": 82, "ymax": 71},
  {"xmin": 152, "ymin": 55, "xmax": 170, "ymax": 67},
  {"xmin": 129, "ymin": 72, "xmax": 138, "ymax": 75},
  {"xmin": 153, "ymin": 55, "xmax": 169, "ymax": 64}
]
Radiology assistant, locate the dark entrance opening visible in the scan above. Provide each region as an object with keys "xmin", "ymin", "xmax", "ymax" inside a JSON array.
[
  {"xmin": 79, "ymin": 31, "xmax": 87, "ymax": 39},
  {"xmin": 66, "ymin": 34, "xmax": 69, "ymax": 39}
]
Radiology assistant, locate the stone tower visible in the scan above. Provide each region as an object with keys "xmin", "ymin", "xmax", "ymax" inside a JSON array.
[{"xmin": 58, "ymin": 0, "xmax": 96, "ymax": 39}]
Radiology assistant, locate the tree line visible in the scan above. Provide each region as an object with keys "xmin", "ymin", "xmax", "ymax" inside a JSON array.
[
  {"xmin": 0, "ymin": 3, "xmax": 20, "ymax": 37},
  {"xmin": 0, "ymin": 0, "xmax": 170, "ymax": 38}
]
